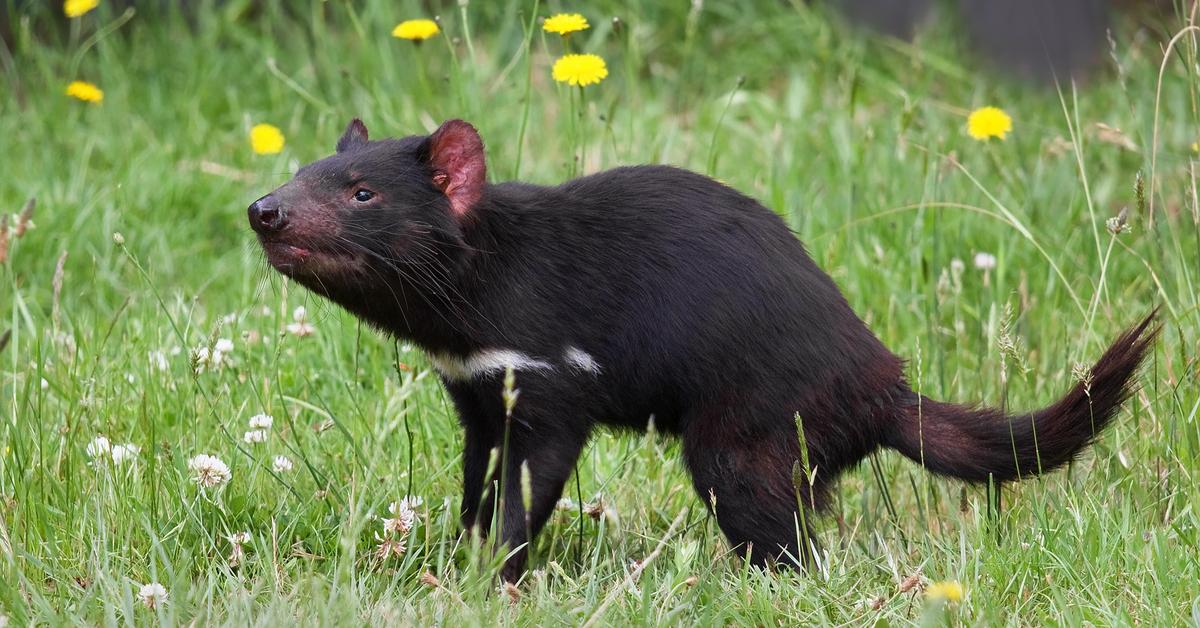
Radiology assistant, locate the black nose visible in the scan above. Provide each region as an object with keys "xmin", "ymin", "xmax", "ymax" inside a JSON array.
[{"xmin": 248, "ymin": 195, "xmax": 286, "ymax": 233}]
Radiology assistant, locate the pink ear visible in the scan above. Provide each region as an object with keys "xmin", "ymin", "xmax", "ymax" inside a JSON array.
[{"xmin": 427, "ymin": 120, "xmax": 486, "ymax": 217}]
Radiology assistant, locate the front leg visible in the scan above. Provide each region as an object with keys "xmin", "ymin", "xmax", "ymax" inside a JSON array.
[
  {"xmin": 493, "ymin": 417, "xmax": 590, "ymax": 583},
  {"xmin": 445, "ymin": 382, "xmax": 500, "ymax": 533},
  {"xmin": 460, "ymin": 419, "xmax": 499, "ymax": 534},
  {"xmin": 446, "ymin": 377, "xmax": 592, "ymax": 581}
]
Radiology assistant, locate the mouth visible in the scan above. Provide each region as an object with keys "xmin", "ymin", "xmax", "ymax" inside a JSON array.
[{"xmin": 259, "ymin": 239, "xmax": 363, "ymax": 277}]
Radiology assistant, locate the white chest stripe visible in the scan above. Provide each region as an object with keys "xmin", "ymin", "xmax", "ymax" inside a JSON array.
[
  {"xmin": 428, "ymin": 346, "xmax": 603, "ymax": 382},
  {"xmin": 563, "ymin": 346, "xmax": 602, "ymax": 374},
  {"xmin": 429, "ymin": 349, "xmax": 555, "ymax": 381}
]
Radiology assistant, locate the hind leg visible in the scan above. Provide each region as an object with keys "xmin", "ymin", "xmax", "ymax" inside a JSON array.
[{"xmin": 682, "ymin": 415, "xmax": 823, "ymax": 569}]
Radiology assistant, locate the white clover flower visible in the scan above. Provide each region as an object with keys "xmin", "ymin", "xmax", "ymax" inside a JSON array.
[
  {"xmin": 187, "ymin": 454, "xmax": 231, "ymax": 488},
  {"xmin": 87, "ymin": 436, "xmax": 111, "ymax": 459},
  {"xmin": 137, "ymin": 582, "xmax": 168, "ymax": 609},
  {"xmin": 555, "ymin": 497, "xmax": 579, "ymax": 511},
  {"xmin": 583, "ymin": 495, "xmax": 620, "ymax": 525},
  {"xmin": 374, "ymin": 535, "xmax": 406, "ymax": 560},
  {"xmin": 383, "ymin": 499, "xmax": 418, "ymax": 536},
  {"xmin": 286, "ymin": 321, "xmax": 315, "ymax": 337},
  {"xmin": 111, "ymin": 443, "xmax": 140, "ymax": 464},
  {"xmin": 229, "ymin": 544, "xmax": 245, "ymax": 566},
  {"xmin": 272, "ymin": 455, "xmax": 294, "ymax": 473},
  {"xmin": 381, "ymin": 517, "xmax": 406, "ymax": 536},
  {"xmin": 40, "ymin": 378, "xmax": 49, "ymax": 390},
  {"xmin": 286, "ymin": 306, "xmax": 315, "ymax": 337},
  {"xmin": 149, "ymin": 350, "xmax": 169, "ymax": 371},
  {"xmin": 212, "ymin": 338, "xmax": 234, "ymax": 365},
  {"xmin": 950, "ymin": 258, "xmax": 965, "ymax": 274},
  {"xmin": 243, "ymin": 429, "xmax": 268, "ymax": 445},
  {"xmin": 248, "ymin": 413, "xmax": 274, "ymax": 430},
  {"xmin": 973, "ymin": 252, "xmax": 997, "ymax": 271},
  {"xmin": 226, "ymin": 530, "xmax": 252, "ymax": 566}
]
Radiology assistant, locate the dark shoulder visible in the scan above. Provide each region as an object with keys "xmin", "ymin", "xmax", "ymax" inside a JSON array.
[
  {"xmin": 559, "ymin": 165, "xmax": 726, "ymax": 195},
  {"xmin": 492, "ymin": 165, "xmax": 734, "ymax": 204},
  {"xmin": 485, "ymin": 164, "xmax": 778, "ymax": 236}
]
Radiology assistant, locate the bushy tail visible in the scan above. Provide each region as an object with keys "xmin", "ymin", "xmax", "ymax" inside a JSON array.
[{"xmin": 885, "ymin": 312, "xmax": 1159, "ymax": 483}]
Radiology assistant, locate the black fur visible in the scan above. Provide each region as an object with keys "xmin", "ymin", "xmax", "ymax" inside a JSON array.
[{"xmin": 249, "ymin": 119, "xmax": 1158, "ymax": 581}]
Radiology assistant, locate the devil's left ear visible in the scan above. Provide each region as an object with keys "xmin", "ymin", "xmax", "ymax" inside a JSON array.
[
  {"xmin": 337, "ymin": 118, "xmax": 369, "ymax": 153},
  {"xmin": 425, "ymin": 119, "xmax": 486, "ymax": 218}
]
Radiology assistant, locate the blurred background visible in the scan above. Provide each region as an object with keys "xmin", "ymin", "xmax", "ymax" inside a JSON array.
[{"xmin": 1, "ymin": 0, "xmax": 1184, "ymax": 83}]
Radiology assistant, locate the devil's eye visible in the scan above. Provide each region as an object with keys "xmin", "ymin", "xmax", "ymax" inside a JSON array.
[{"xmin": 353, "ymin": 189, "xmax": 375, "ymax": 202}]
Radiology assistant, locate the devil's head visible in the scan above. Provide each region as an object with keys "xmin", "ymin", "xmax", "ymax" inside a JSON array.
[{"xmin": 248, "ymin": 119, "xmax": 487, "ymax": 307}]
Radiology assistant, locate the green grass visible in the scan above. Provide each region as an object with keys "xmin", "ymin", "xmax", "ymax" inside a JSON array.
[{"xmin": 2, "ymin": 0, "xmax": 1199, "ymax": 624}]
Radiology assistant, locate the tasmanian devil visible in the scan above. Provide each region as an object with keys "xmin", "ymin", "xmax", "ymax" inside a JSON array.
[{"xmin": 248, "ymin": 118, "xmax": 1157, "ymax": 581}]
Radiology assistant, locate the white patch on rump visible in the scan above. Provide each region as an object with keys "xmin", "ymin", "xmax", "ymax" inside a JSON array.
[
  {"xmin": 429, "ymin": 349, "xmax": 555, "ymax": 381},
  {"xmin": 563, "ymin": 346, "xmax": 601, "ymax": 375}
]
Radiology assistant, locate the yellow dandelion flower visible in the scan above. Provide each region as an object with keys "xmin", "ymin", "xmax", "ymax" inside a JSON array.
[
  {"xmin": 64, "ymin": 0, "xmax": 99, "ymax": 18},
  {"xmin": 392, "ymin": 19, "xmax": 440, "ymax": 42},
  {"xmin": 250, "ymin": 123, "xmax": 285, "ymax": 155},
  {"xmin": 543, "ymin": 13, "xmax": 589, "ymax": 36},
  {"xmin": 65, "ymin": 81, "xmax": 103, "ymax": 104},
  {"xmin": 925, "ymin": 580, "xmax": 964, "ymax": 603},
  {"xmin": 552, "ymin": 53, "xmax": 608, "ymax": 87},
  {"xmin": 967, "ymin": 106, "xmax": 1012, "ymax": 141}
]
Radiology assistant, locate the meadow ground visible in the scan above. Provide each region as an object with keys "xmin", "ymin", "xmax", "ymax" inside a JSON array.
[{"xmin": 2, "ymin": 1, "xmax": 1199, "ymax": 625}]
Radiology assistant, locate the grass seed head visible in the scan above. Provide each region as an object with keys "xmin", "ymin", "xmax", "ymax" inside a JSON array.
[
  {"xmin": 14, "ymin": 198, "xmax": 34, "ymax": 238},
  {"xmin": 0, "ymin": 215, "xmax": 8, "ymax": 264}
]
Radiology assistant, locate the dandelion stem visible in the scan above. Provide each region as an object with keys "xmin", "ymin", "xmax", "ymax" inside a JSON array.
[
  {"xmin": 459, "ymin": 3, "xmax": 477, "ymax": 65},
  {"xmin": 512, "ymin": 0, "xmax": 541, "ymax": 179},
  {"xmin": 1149, "ymin": 26, "xmax": 1200, "ymax": 230},
  {"xmin": 1057, "ymin": 80, "xmax": 1106, "ymax": 345},
  {"xmin": 69, "ymin": 8, "xmax": 136, "ymax": 79},
  {"xmin": 265, "ymin": 57, "xmax": 332, "ymax": 113},
  {"xmin": 706, "ymin": 76, "xmax": 745, "ymax": 177}
]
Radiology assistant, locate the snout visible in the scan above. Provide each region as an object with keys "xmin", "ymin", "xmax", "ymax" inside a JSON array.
[{"xmin": 248, "ymin": 194, "xmax": 287, "ymax": 234}]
